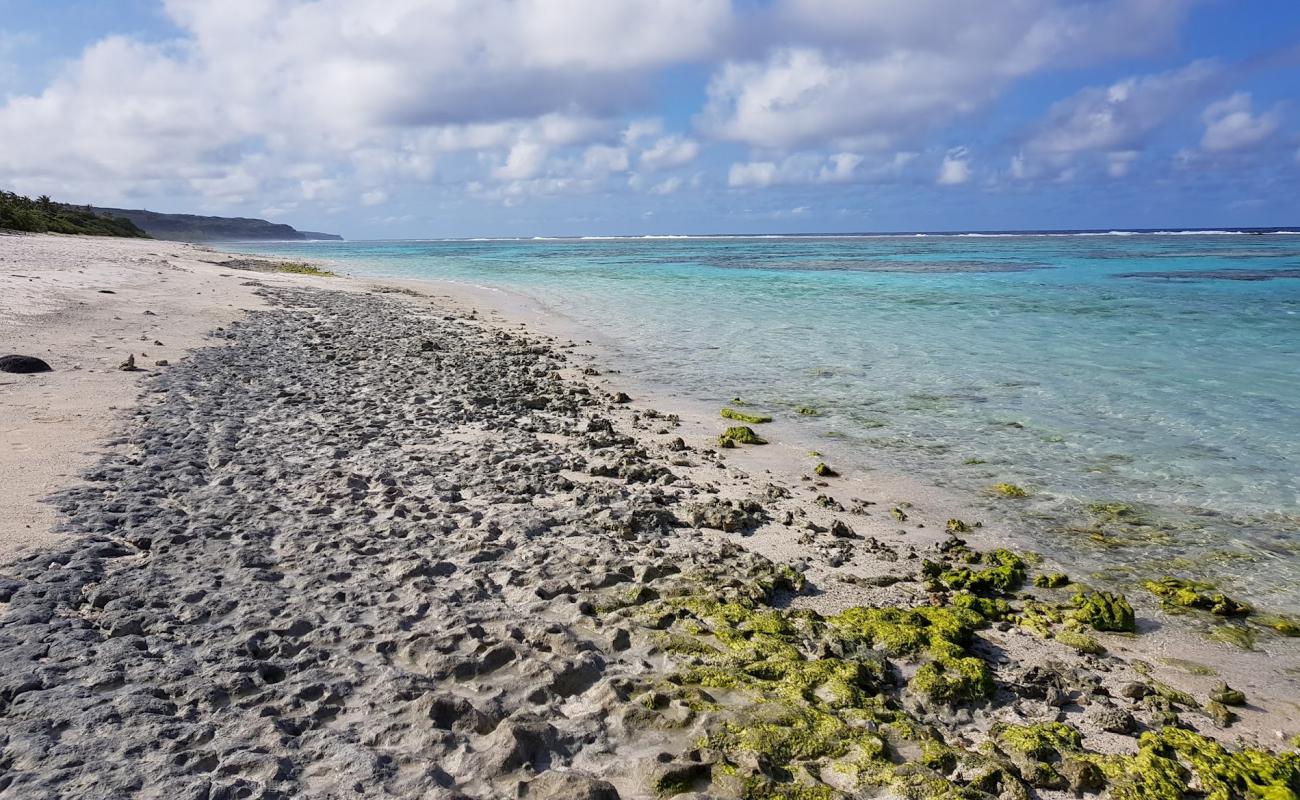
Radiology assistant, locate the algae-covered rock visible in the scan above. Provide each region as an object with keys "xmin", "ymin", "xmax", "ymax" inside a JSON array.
[
  {"xmin": 1054, "ymin": 630, "xmax": 1105, "ymax": 655},
  {"xmin": 922, "ymin": 549, "xmax": 1026, "ymax": 596},
  {"xmin": 1033, "ymin": 572, "xmax": 1070, "ymax": 589},
  {"xmin": 945, "ymin": 519, "xmax": 971, "ymax": 534},
  {"xmin": 909, "ymin": 655, "xmax": 993, "ymax": 705},
  {"xmin": 1141, "ymin": 576, "xmax": 1252, "ymax": 617},
  {"xmin": 813, "ymin": 462, "xmax": 838, "ymax": 478},
  {"xmin": 992, "ymin": 483, "xmax": 1028, "ymax": 498},
  {"xmin": 720, "ymin": 426, "xmax": 767, "ymax": 446},
  {"xmin": 720, "ymin": 407, "xmax": 772, "ymax": 425},
  {"xmin": 1070, "ymin": 590, "xmax": 1136, "ymax": 632},
  {"xmin": 1208, "ymin": 682, "xmax": 1246, "ymax": 706},
  {"xmin": 795, "ymin": 406, "xmax": 818, "ymax": 416}
]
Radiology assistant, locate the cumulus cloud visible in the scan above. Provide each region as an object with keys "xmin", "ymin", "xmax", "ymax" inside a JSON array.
[
  {"xmin": 701, "ymin": 0, "xmax": 1195, "ymax": 150},
  {"xmin": 0, "ymin": 0, "xmax": 729, "ymax": 205},
  {"xmin": 1027, "ymin": 60, "xmax": 1219, "ymax": 156},
  {"xmin": 1199, "ymin": 93, "xmax": 1282, "ymax": 153},
  {"xmin": 937, "ymin": 148, "xmax": 972, "ymax": 185},
  {"xmin": 638, "ymin": 136, "xmax": 700, "ymax": 170}
]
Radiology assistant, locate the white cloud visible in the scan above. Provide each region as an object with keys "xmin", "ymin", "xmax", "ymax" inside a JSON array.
[
  {"xmin": 702, "ymin": 0, "xmax": 1195, "ymax": 150},
  {"xmin": 1200, "ymin": 93, "xmax": 1282, "ymax": 153},
  {"xmin": 728, "ymin": 161, "xmax": 778, "ymax": 188},
  {"xmin": 360, "ymin": 189, "xmax": 388, "ymax": 206},
  {"xmin": 581, "ymin": 144, "xmax": 630, "ymax": 175},
  {"xmin": 639, "ymin": 135, "xmax": 699, "ymax": 170},
  {"xmin": 0, "ymin": 0, "xmax": 730, "ymax": 205},
  {"xmin": 937, "ymin": 148, "xmax": 972, "ymax": 185},
  {"xmin": 1027, "ymin": 60, "xmax": 1219, "ymax": 156},
  {"xmin": 1106, "ymin": 150, "xmax": 1139, "ymax": 177},
  {"xmin": 648, "ymin": 176, "xmax": 684, "ymax": 195}
]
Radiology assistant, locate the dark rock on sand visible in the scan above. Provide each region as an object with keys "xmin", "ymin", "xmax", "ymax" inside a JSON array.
[{"xmin": 0, "ymin": 354, "xmax": 52, "ymax": 373}]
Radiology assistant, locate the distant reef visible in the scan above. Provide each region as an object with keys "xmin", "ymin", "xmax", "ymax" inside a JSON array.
[{"xmin": 86, "ymin": 207, "xmax": 343, "ymax": 242}]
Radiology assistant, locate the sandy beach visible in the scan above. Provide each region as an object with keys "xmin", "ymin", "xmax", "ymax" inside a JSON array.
[{"xmin": 2, "ymin": 233, "xmax": 1298, "ymax": 799}]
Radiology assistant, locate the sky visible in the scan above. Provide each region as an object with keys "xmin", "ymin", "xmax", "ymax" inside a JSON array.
[{"xmin": 1, "ymin": 0, "xmax": 1298, "ymax": 238}]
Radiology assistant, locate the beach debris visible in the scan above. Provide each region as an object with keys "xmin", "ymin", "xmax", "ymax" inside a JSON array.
[
  {"xmin": 0, "ymin": 354, "xmax": 52, "ymax": 373},
  {"xmin": 117, "ymin": 353, "xmax": 138, "ymax": 371}
]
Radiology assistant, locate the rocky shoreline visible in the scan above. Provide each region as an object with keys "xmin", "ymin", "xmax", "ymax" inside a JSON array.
[{"xmin": 2, "ymin": 282, "xmax": 1298, "ymax": 799}]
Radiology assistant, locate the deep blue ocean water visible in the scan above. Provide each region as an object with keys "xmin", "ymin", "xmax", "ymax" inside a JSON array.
[{"xmin": 239, "ymin": 233, "xmax": 1300, "ymax": 609}]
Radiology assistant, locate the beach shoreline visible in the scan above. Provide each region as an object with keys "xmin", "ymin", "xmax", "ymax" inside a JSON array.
[{"xmin": 2, "ymin": 233, "xmax": 1298, "ymax": 798}]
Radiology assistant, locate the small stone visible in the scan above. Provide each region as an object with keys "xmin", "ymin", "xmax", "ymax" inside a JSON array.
[
  {"xmin": 611, "ymin": 392, "xmax": 631, "ymax": 404},
  {"xmin": 118, "ymin": 354, "xmax": 138, "ymax": 371},
  {"xmin": 155, "ymin": 359, "xmax": 170, "ymax": 367},
  {"xmin": 1208, "ymin": 682, "xmax": 1246, "ymax": 706},
  {"xmin": 829, "ymin": 519, "xmax": 856, "ymax": 538},
  {"xmin": 1119, "ymin": 682, "xmax": 1151, "ymax": 700}
]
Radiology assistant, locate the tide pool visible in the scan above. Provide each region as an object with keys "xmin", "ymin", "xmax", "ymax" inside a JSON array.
[{"xmin": 240, "ymin": 233, "xmax": 1300, "ymax": 610}]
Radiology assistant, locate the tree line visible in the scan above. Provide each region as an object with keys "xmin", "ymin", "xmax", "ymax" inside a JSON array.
[{"xmin": 0, "ymin": 190, "xmax": 149, "ymax": 237}]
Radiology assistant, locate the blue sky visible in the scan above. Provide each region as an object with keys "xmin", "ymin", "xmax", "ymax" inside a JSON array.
[{"xmin": 1, "ymin": 0, "xmax": 1298, "ymax": 238}]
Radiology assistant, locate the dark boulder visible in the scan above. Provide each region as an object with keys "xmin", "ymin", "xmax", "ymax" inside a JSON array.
[{"xmin": 0, "ymin": 355, "xmax": 52, "ymax": 374}]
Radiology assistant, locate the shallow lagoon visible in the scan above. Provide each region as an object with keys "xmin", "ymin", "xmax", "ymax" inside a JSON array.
[{"xmin": 243, "ymin": 233, "xmax": 1300, "ymax": 611}]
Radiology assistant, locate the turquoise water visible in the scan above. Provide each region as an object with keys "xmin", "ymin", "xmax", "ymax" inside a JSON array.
[{"xmin": 240, "ymin": 234, "xmax": 1300, "ymax": 610}]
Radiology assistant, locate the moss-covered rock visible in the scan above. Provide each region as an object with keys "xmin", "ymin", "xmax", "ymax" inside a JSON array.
[
  {"xmin": 1055, "ymin": 629, "xmax": 1105, "ymax": 655},
  {"xmin": 721, "ymin": 425, "xmax": 767, "ymax": 446},
  {"xmin": 1142, "ymin": 577, "xmax": 1252, "ymax": 617},
  {"xmin": 721, "ymin": 407, "xmax": 773, "ymax": 425},
  {"xmin": 922, "ymin": 549, "xmax": 1027, "ymax": 596},
  {"xmin": 1070, "ymin": 590, "xmax": 1136, "ymax": 632},
  {"xmin": 1209, "ymin": 682, "xmax": 1246, "ymax": 706},
  {"xmin": 992, "ymin": 482, "xmax": 1028, "ymax": 498},
  {"xmin": 1033, "ymin": 572, "xmax": 1070, "ymax": 589},
  {"xmin": 813, "ymin": 462, "xmax": 838, "ymax": 478},
  {"xmin": 945, "ymin": 518, "xmax": 971, "ymax": 534}
]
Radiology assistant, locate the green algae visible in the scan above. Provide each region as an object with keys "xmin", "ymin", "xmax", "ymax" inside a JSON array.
[
  {"xmin": 795, "ymin": 406, "xmax": 818, "ymax": 416},
  {"xmin": 1070, "ymin": 590, "xmax": 1136, "ymax": 632},
  {"xmin": 722, "ymin": 408, "xmax": 773, "ymax": 425},
  {"xmin": 992, "ymin": 482, "xmax": 1028, "ymax": 498},
  {"xmin": 1033, "ymin": 572, "xmax": 1070, "ymax": 589},
  {"xmin": 813, "ymin": 462, "xmax": 838, "ymax": 478},
  {"xmin": 890, "ymin": 507, "xmax": 908, "ymax": 522},
  {"xmin": 1102, "ymin": 727, "xmax": 1300, "ymax": 800},
  {"xmin": 1087, "ymin": 501, "xmax": 1146, "ymax": 525},
  {"xmin": 1142, "ymin": 576, "xmax": 1252, "ymax": 617},
  {"xmin": 944, "ymin": 518, "xmax": 971, "ymax": 533},
  {"xmin": 1012, "ymin": 600, "xmax": 1064, "ymax": 637},
  {"xmin": 922, "ymin": 549, "xmax": 1026, "ymax": 596},
  {"xmin": 721, "ymin": 425, "xmax": 768, "ymax": 446},
  {"xmin": 1055, "ymin": 629, "xmax": 1105, "ymax": 655},
  {"xmin": 1205, "ymin": 623, "xmax": 1257, "ymax": 650},
  {"xmin": 1255, "ymin": 614, "xmax": 1300, "ymax": 637},
  {"xmin": 1160, "ymin": 657, "xmax": 1218, "ymax": 676},
  {"xmin": 961, "ymin": 457, "xmax": 986, "ymax": 465}
]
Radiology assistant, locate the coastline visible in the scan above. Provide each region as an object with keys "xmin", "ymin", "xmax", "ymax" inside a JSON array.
[{"xmin": 2, "ymin": 233, "xmax": 1298, "ymax": 798}]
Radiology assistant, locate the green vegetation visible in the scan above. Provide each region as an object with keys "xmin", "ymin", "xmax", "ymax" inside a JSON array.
[
  {"xmin": 795, "ymin": 406, "xmax": 818, "ymax": 416},
  {"xmin": 992, "ymin": 482, "xmax": 1028, "ymax": 498},
  {"xmin": 274, "ymin": 261, "xmax": 336, "ymax": 277},
  {"xmin": 813, "ymin": 462, "xmax": 838, "ymax": 477},
  {"xmin": 0, "ymin": 190, "xmax": 148, "ymax": 237},
  {"xmin": 721, "ymin": 407, "xmax": 773, "ymax": 424}
]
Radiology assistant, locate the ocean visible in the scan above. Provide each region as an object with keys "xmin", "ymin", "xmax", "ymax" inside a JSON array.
[{"xmin": 238, "ymin": 232, "xmax": 1300, "ymax": 611}]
